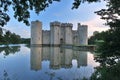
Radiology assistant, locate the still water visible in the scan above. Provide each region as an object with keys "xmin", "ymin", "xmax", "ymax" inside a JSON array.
[{"xmin": 0, "ymin": 45, "xmax": 99, "ymax": 80}]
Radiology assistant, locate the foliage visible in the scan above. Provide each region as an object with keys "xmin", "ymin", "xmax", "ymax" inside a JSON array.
[
  {"xmin": 85, "ymin": 0, "xmax": 120, "ymax": 79},
  {"xmin": 0, "ymin": 0, "xmax": 108, "ymax": 27},
  {"xmin": 72, "ymin": 0, "xmax": 120, "ymax": 29},
  {"xmin": 0, "ymin": 0, "xmax": 60, "ymax": 26},
  {"xmin": 90, "ymin": 30, "xmax": 120, "ymax": 79},
  {"xmin": 0, "ymin": 31, "xmax": 21, "ymax": 44},
  {"xmin": 72, "ymin": 0, "xmax": 100, "ymax": 9},
  {"xmin": 0, "ymin": 46, "xmax": 21, "ymax": 56},
  {"xmin": 91, "ymin": 62, "xmax": 120, "ymax": 80},
  {"xmin": 21, "ymin": 38, "xmax": 30, "ymax": 44},
  {"xmin": 88, "ymin": 31, "xmax": 108, "ymax": 45},
  {"xmin": 0, "ymin": 29, "xmax": 31, "ymax": 44}
]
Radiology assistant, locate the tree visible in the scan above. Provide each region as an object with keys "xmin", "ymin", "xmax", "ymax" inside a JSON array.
[
  {"xmin": 0, "ymin": 28, "xmax": 4, "ymax": 44},
  {"xmin": 4, "ymin": 31, "xmax": 11, "ymax": 44},
  {"xmin": 1, "ymin": 0, "xmax": 119, "ymax": 27},
  {"xmin": 88, "ymin": 31, "xmax": 108, "ymax": 44},
  {"xmin": 85, "ymin": 0, "xmax": 120, "ymax": 79},
  {"xmin": 2, "ymin": 31, "xmax": 21, "ymax": 44},
  {"xmin": 72, "ymin": 0, "xmax": 100, "ymax": 9},
  {"xmin": 0, "ymin": 0, "xmax": 60, "ymax": 26},
  {"xmin": 0, "ymin": 28, "xmax": 3, "ymax": 34}
]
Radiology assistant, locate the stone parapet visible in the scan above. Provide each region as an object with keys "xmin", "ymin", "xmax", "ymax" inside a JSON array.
[
  {"xmin": 81, "ymin": 25, "xmax": 88, "ymax": 27},
  {"xmin": 61, "ymin": 23, "xmax": 73, "ymax": 27},
  {"xmin": 50, "ymin": 21, "xmax": 61, "ymax": 26},
  {"xmin": 31, "ymin": 20, "xmax": 42, "ymax": 25}
]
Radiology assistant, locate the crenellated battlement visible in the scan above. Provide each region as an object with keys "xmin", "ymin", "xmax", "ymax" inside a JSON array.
[
  {"xmin": 31, "ymin": 20, "xmax": 42, "ymax": 25},
  {"xmin": 78, "ymin": 23, "xmax": 88, "ymax": 27},
  {"xmin": 81, "ymin": 25, "xmax": 88, "ymax": 27},
  {"xmin": 50, "ymin": 21, "xmax": 61, "ymax": 26},
  {"xmin": 61, "ymin": 23, "xmax": 73, "ymax": 27}
]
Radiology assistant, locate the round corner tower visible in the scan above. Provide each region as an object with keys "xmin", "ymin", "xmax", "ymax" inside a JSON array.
[
  {"xmin": 77, "ymin": 23, "xmax": 88, "ymax": 45},
  {"xmin": 31, "ymin": 20, "xmax": 42, "ymax": 45}
]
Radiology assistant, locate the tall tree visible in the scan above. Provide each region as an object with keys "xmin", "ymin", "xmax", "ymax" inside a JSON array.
[
  {"xmin": 0, "ymin": 0, "xmax": 60, "ymax": 26},
  {"xmin": 72, "ymin": 0, "xmax": 120, "ymax": 29}
]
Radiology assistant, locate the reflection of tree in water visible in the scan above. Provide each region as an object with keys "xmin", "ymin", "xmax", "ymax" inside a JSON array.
[
  {"xmin": 25, "ymin": 44, "xmax": 30, "ymax": 48},
  {"xmin": 3, "ymin": 70, "xmax": 11, "ymax": 80},
  {"xmin": 0, "ymin": 70, "xmax": 11, "ymax": 80},
  {"xmin": 0, "ymin": 70, "xmax": 18, "ymax": 80},
  {"xmin": 45, "ymin": 72, "xmax": 56, "ymax": 80},
  {"xmin": 0, "ymin": 46, "xmax": 20, "ymax": 56}
]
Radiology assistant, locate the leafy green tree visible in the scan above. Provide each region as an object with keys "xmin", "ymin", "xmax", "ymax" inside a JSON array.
[
  {"xmin": 83, "ymin": 0, "xmax": 120, "ymax": 79},
  {"xmin": 3, "ymin": 31, "xmax": 21, "ymax": 44},
  {"xmin": 0, "ymin": 28, "xmax": 3, "ymax": 34},
  {"xmin": 4, "ymin": 31, "xmax": 11, "ymax": 44},
  {"xmin": 0, "ymin": 0, "xmax": 60, "ymax": 26},
  {"xmin": 91, "ymin": 62, "xmax": 120, "ymax": 80},
  {"xmin": 88, "ymin": 31, "xmax": 109, "ymax": 44},
  {"xmin": 0, "ymin": 28, "xmax": 4, "ymax": 44},
  {"xmin": 10, "ymin": 33, "xmax": 21, "ymax": 44},
  {"xmin": 21, "ymin": 38, "xmax": 30, "ymax": 44},
  {"xmin": 0, "ymin": 0, "xmax": 105, "ymax": 27}
]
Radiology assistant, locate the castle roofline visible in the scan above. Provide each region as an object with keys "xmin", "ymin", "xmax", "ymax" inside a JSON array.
[
  {"xmin": 50, "ymin": 21, "xmax": 61, "ymax": 26},
  {"xmin": 61, "ymin": 23, "xmax": 73, "ymax": 27},
  {"xmin": 78, "ymin": 23, "xmax": 88, "ymax": 27},
  {"xmin": 81, "ymin": 25, "xmax": 88, "ymax": 27},
  {"xmin": 31, "ymin": 20, "xmax": 42, "ymax": 24}
]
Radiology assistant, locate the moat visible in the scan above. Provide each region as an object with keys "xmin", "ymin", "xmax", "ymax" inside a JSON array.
[{"xmin": 0, "ymin": 44, "xmax": 99, "ymax": 80}]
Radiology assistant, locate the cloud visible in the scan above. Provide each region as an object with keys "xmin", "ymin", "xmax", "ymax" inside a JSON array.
[
  {"xmin": 70, "ymin": 15, "xmax": 109, "ymax": 37},
  {"xmin": 4, "ymin": 25, "xmax": 30, "ymax": 38},
  {"xmin": 82, "ymin": 15, "xmax": 109, "ymax": 37}
]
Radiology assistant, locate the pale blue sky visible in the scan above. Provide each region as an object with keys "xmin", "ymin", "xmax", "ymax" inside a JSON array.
[{"xmin": 4, "ymin": 0, "xmax": 109, "ymax": 38}]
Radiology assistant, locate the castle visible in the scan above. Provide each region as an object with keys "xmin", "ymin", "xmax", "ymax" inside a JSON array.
[{"xmin": 31, "ymin": 20, "xmax": 88, "ymax": 46}]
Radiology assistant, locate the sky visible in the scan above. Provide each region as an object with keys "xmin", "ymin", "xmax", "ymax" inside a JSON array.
[{"xmin": 4, "ymin": 0, "xmax": 109, "ymax": 38}]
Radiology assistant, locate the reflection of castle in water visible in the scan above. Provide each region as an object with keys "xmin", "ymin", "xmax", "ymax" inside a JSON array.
[
  {"xmin": 30, "ymin": 47, "xmax": 42, "ymax": 71},
  {"xmin": 30, "ymin": 47, "xmax": 87, "ymax": 71}
]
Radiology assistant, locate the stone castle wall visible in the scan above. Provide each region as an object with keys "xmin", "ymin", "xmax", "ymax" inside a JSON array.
[
  {"xmin": 42, "ymin": 30, "xmax": 50, "ymax": 44},
  {"xmin": 31, "ymin": 21, "xmax": 88, "ymax": 45},
  {"xmin": 72, "ymin": 30, "xmax": 78, "ymax": 45}
]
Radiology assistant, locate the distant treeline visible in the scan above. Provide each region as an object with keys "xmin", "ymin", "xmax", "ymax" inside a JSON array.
[
  {"xmin": 0, "ymin": 29, "xmax": 30, "ymax": 44},
  {"xmin": 88, "ymin": 31, "xmax": 108, "ymax": 45},
  {"xmin": 20, "ymin": 38, "xmax": 30, "ymax": 44}
]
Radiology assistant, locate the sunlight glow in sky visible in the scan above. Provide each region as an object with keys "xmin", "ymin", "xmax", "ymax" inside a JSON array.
[{"xmin": 4, "ymin": 0, "xmax": 109, "ymax": 38}]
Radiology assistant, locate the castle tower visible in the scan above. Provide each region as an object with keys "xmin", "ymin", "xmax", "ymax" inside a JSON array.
[
  {"xmin": 77, "ymin": 23, "xmax": 88, "ymax": 45},
  {"xmin": 50, "ymin": 21, "xmax": 61, "ymax": 45},
  {"xmin": 31, "ymin": 21, "xmax": 42, "ymax": 45},
  {"xmin": 62, "ymin": 23, "xmax": 73, "ymax": 44}
]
